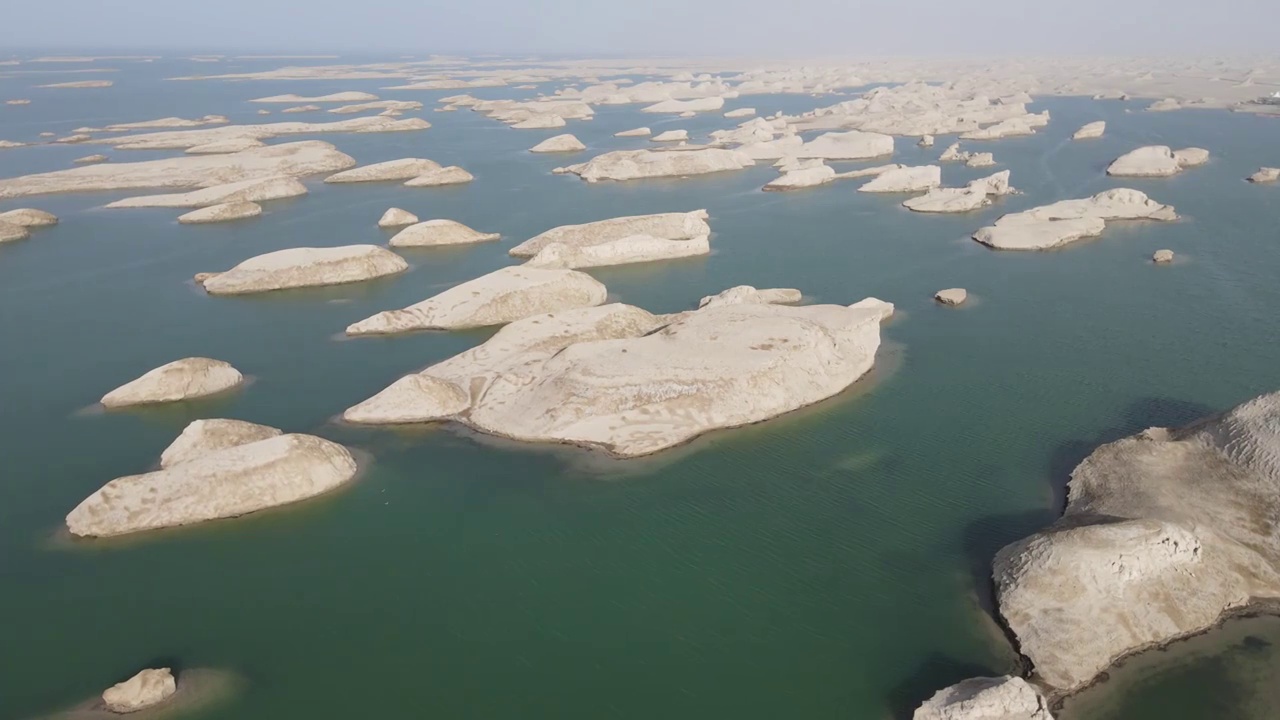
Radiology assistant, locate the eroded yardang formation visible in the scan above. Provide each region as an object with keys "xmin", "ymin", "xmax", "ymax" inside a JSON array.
[
  {"xmin": 66, "ymin": 422, "xmax": 359, "ymax": 537},
  {"xmin": 913, "ymin": 676, "xmax": 1052, "ymax": 720},
  {"xmin": 0, "ymin": 142, "xmax": 352, "ymax": 199},
  {"xmin": 100, "ymin": 357, "xmax": 244, "ymax": 408},
  {"xmin": 1106, "ymin": 145, "xmax": 1210, "ymax": 177},
  {"xmin": 973, "ymin": 189, "xmax": 1176, "ymax": 250},
  {"xmin": 556, "ymin": 148, "xmax": 754, "ymax": 182},
  {"xmin": 347, "ymin": 265, "xmax": 608, "ymax": 335},
  {"xmin": 345, "ymin": 289, "xmax": 893, "ymax": 457},
  {"xmin": 994, "ymin": 390, "xmax": 1280, "ymax": 694},
  {"xmin": 197, "ymin": 245, "xmax": 408, "ymax": 295}
]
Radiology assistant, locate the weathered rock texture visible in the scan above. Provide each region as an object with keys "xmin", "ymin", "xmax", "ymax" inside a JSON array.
[
  {"xmin": 994, "ymin": 390, "xmax": 1280, "ymax": 693},
  {"xmin": 344, "ymin": 290, "xmax": 892, "ymax": 457}
]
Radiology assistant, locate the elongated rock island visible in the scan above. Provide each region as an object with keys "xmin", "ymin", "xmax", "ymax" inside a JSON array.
[
  {"xmin": 347, "ymin": 265, "xmax": 607, "ymax": 335},
  {"xmin": 556, "ymin": 149, "xmax": 754, "ymax": 182},
  {"xmin": 973, "ymin": 189, "xmax": 1176, "ymax": 250},
  {"xmin": 0, "ymin": 142, "xmax": 351, "ymax": 199},
  {"xmin": 196, "ymin": 245, "xmax": 408, "ymax": 295},
  {"xmin": 66, "ymin": 421, "xmax": 359, "ymax": 537},
  {"xmin": 345, "ymin": 289, "xmax": 893, "ymax": 457},
  {"xmin": 510, "ymin": 210, "xmax": 710, "ymax": 258}
]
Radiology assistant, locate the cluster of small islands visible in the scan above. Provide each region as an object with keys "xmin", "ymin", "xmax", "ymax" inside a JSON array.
[{"xmin": 3, "ymin": 53, "xmax": 1280, "ymax": 719}]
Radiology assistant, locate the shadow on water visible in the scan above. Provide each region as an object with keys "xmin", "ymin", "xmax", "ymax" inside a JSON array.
[{"xmin": 887, "ymin": 654, "xmax": 1001, "ymax": 720}]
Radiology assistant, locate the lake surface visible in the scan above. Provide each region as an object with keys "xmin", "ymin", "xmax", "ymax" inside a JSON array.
[{"xmin": 2, "ymin": 55, "xmax": 1280, "ymax": 719}]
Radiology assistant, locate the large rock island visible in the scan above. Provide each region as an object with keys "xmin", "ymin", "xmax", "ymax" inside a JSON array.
[
  {"xmin": 344, "ymin": 288, "xmax": 893, "ymax": 457},
  {"xmin": 993, "ymin": 390, "xmax": 1280, "ymax": 694}
]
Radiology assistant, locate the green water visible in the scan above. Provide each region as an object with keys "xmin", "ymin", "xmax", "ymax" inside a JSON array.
[{"xmin": 2, "ymin": 56, "xmax": 1280, "ymax": 719}]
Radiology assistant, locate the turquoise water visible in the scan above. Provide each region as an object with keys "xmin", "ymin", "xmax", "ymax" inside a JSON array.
[{"xmin": 3, "ymin": 56, "xmax": 1280, "ymax": 719}]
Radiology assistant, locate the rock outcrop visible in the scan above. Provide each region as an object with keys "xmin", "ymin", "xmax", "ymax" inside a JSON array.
[
  {"xmin": 185, "ymin": 138, "xmax": 266, "ymax": 154},
  {"xmin": 252, "ymin": 91, "xmax": 379, "ymax": 103},
  {"xmin": 0, "ymin": 208, "xmax": 57, "ymax": 243},
  {"xmin": 0, "ymin": 208, "xmax": 58, "ymax": 227},
  {"xmin": 530, "ymin": 134, "xmax": 586, "ymax": 153},
  {"xmin": 994, "ymin": 390, "xmax": 1280, "ymax": 693},
  {"xmin": 40, "ymin": 80, "xmax": 113, "ymax": 88},
  {"xmin": 102, "ymin": 669, "xmax": 177, "ymax": 713},
  {"xmin": 73, "ymin": 154, "xmax": 109, "ymax": 164},
  {"xmin": 106, "ymin": 176, "xmax": 307, "ymax": 208},
  {"xmin": 651, "ymin": 129, "xmax": 689, "ymax": 142},
  {"xmin": 346, "ymin": 265, "xmax": 607, "ymax": 335},
  {"xmin": 526, "ymin": 233, "xmax": 710, "ymax": 269},
  {"xmin": 912, "ymin": 676, "xmax": 1052, "ymax": 720},
  {"xmin": 556, "ymin": 148, "xmax": 754, "ymax": 182},
  {"xmin": 615, "ymin": 127, "xmax": 652, "ymax": 137},
  {"xmin": 967, "ymin": 153, "xmax": 996, "ymax": 168},
  {"xmin": 973, "ymin": 189, "xmax": 1176, "ymax": 250},
  {"xmin": 1106, "ymin": 145, "xmax": 1209, "ymax": 177},
  {"xmin": 935, "ymin": 288, "xmax": 967, "ymax": 306},
  {"xmin": 101, "ymin": 357, "xmax": 244, "ymax": 408},
  {"xmin": 642, "ymin": 97, "xmax": 725, "ymax": 114},
  {"xmin": 197, "ymin": 245, "xmax": 408, "ymax": 295},
  {"xmin": 1248, "ymin": 167, "xmax": 1280, "ymax": 183},
  {"xmin": 324, "ymin": 158, "xmax": 441, "ymax": 183},
  {"xmin": 160, "ymin": 419, "xmax": 282, "ymax": 469},
  {"xmin": 939, "ymin": 142, "xmax": 972, "ymax": 163},
  {"xmin": 281, "ymin": 104, "xmax": 322, "ymax": 114},
  {"xmin": 378, "ymin": 207, "xmax": 418, "ymax": 227},
  {"xmin": 178, "ymin": 201, "xmax": 262, "ymax": 224},
  {"xmin": 904, "ymin": 171, "xmax": 1016, "ymax": 213},
  {"xmin": 403, "ymin": 166, "xmax": 473, "ymax": 186},
  {"xmin": 960, "ymin": 116, "xmax": 1039, "ymax": 140},
  {"xmin": 1152, "ymin": 249, "xmax": 1174, "ymax": 263},
  {"xmin": 1072, "ymin": 121, "xmax": 1106, "ymax": 140},
  {"xmin": 857, "ymin": 165, "xmax": 941, "ymax": 193},
  {"xmin": 724, "ymin": 108, "xmax": 756, "ymax": 118},
  {"xmin": 795, "ymin": 130, "xmax": 894, "ymax": 160},
  {"xmin": 389, "ymin": 219, "xmax": 500, "ymax": 247},
  {"xmin": 84, "ymin": 116, "xmax": 427, "ymax": 151},
  {"xmin": 510, "ymin": 210, "xmax": 709, "ymax": 258},
  {"xmin": 344, "ymin": 290, "xmax": 893, "ymax": 457},
  {"xmin": 0, "ymin": 141, "xmax": 351, "ymax": 199},
  {"xmin": 66, "ymin": 424, "xmax": 359, "ymax": 537}
]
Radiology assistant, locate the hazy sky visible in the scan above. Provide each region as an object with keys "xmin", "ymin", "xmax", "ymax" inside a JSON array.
[{"xmin": 4, "ymin": 0, "xmax": 1278, "ymax": 55}]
